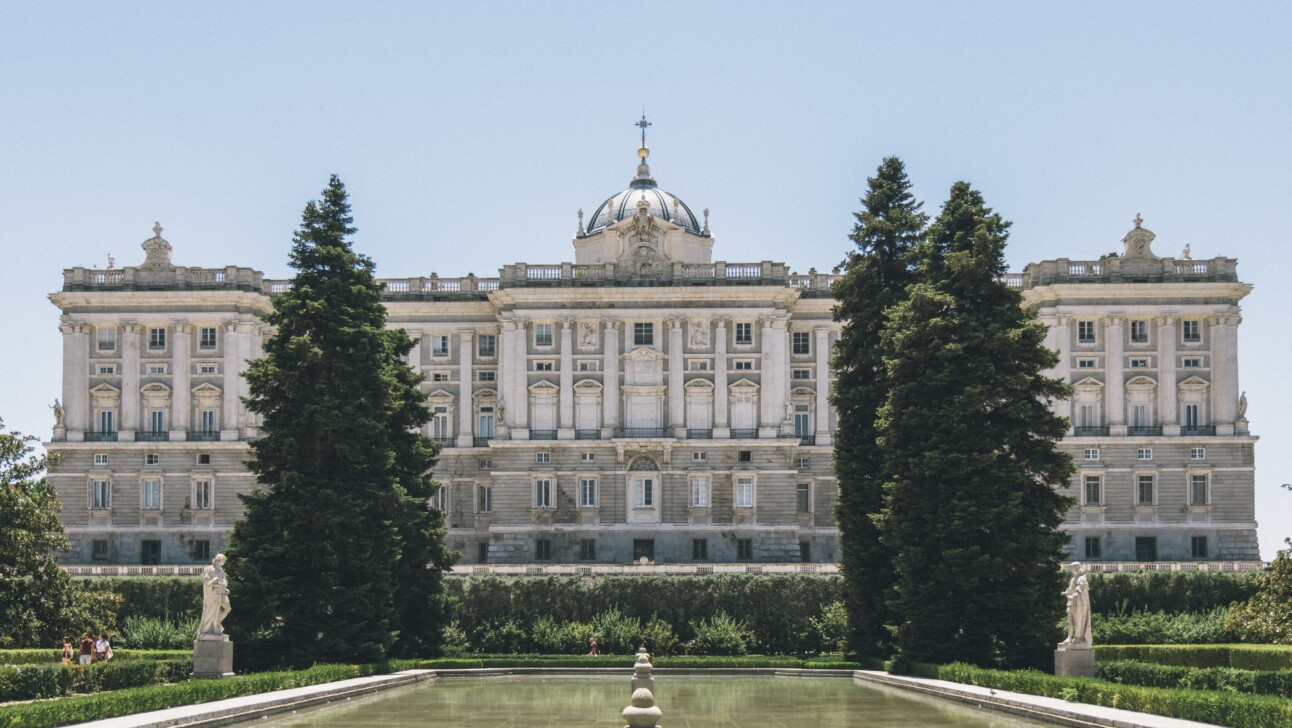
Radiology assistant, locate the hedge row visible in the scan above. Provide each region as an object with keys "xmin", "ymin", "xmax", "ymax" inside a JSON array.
[
  {"xmin": 1097, "ymin": 660, "xmax": 1292, "ymax": 699},
  {"xmin": 1093, "ymin": 607, "xmax": 1236, "ymax": 645},
  {"xmin": 1087, "ymin": 572, "xmax": 1260, "ymax": 615},
  {"xmin": 908, "ymin": 661, "xmax": 1292, "ymax": 728},
  {"xmin": 396, "ymin": 655, "xmax": 872, "ymax": 670},
  {"xmin": 0, "ymin": 649, "xmax": 189, "ymax": 665},
  {"xmin": 0, "ymin": 659, "xmax": 192, "ymax": 702},
  {"xmin": 1096, "ymin": 645, "xmax": 1292, "ymax": 671},
  {"xmin": 75, "ymin": 577, "xmax": 202, "ymax": 632},
  {"xmin": 0, "ymin": 663, "xmax": 377, "ymax": 728}
]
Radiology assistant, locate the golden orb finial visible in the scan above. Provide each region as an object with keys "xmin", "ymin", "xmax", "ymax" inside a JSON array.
[{"xmin": 638, "ymin": 145, "xmax": 650, "ymax": 160}]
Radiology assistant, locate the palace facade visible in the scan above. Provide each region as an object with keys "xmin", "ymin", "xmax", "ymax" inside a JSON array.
[{"xmin": 45, "ymin": 143, "xmax": 1259, "ymax": 565}]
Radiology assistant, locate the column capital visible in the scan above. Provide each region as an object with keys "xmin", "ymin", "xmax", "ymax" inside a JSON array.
[
  {"xmin": 1157, "ymin": 315, "xmax": 1176, "ymax": 327},
  {"xmin": 59, "ymin": 320, "xmax": 87, "ymax": 335},
  {"xmin": 560, "ymin": 318, "xmax": 574, "ymax": 330},
  {"xmin": 604, "ymin": 319, "xmax": 621, "ymax": 331},
  {"xmin": 1107, "ymin": 316, "xmax": 1123, "ymax": 327},
  {"xmin": 173, "ymin": 321, "xmax": 193, "ymax": 334},
  {"xmin": 714, "ymin": 317, "xmax": 729, "ymax": 329},
  {"xmin": 458, "ymin": 330, "xmax": 474, "ymax": 340},
  {"xmin": 222, "ymin": 320, "xmax": 239, "ymax": 333},
  {"xmin": 669, "ymin": 317, "xmax": 684, "ymax": 330},
  {"xmin": 122, "ymin": 321, "xmax": 143, "ymax": 334},
  {"xmin": 1055, "ymin": 314, "xmax": 1072, "ymax": 327}
]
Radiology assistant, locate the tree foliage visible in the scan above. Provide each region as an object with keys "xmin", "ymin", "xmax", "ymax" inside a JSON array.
[
  {"xmin": 0, "ymin": 420, "xmax": 120, "ymax": 647},
  {"xmin": 226, "ymin": 176, "xmax": 454, "ymax": 667},
  {"xmin": 830, "ymin": 156, "xmax": 926, "ymax": 658},
  {"xmin": 876, "ymin": 181, "xmax": 1074, "ymax": 670},
  {"xmin": 1226, "ymin": 548, "xmax": 1292, "ymax": 644}
]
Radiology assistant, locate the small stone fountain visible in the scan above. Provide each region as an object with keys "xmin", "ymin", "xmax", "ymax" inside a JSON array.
[{"xmin": 622, "ymin": 646, "xmax": 662, "ymax": 728}]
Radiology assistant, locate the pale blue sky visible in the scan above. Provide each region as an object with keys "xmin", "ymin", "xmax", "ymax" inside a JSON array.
[{"xmin": 2, "ymin": 2, "xmax": 1289, "ymax": 556}]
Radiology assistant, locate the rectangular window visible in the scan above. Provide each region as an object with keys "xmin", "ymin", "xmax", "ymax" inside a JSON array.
[
  {"xmin": 200, "ymin": 327, "xmax": 217, "ymax": 349},
  {"xmin": 738, "ymin": 450, "xmax": 752, "ymax": 463},
  {"xmin": 795, "ymin": 457, "xmax": 810, "ymax": 470},
  {"xmin": 692, "ymin": 452, "xmax": 707, "ymax": 462},
  {"xmin": 534, "ymin": 479, "xmax": 553, "ymax": 508},
  {"xmin": 1138, "ymin": 448, "xmax": 1153, "ymax": 460},
  {"xmin": 1137, "ymin": 475, "xmax": 1155, "ymax": 506},
  {"xmin": 192, "ymin": 480, "xmax": 212, "ymax": 510},
  {"xmin": 1132, "ymin": 404, "xmax": 1149, "ymax": 427},
  {"xmin": 1077, "ymin": 321, "xmax": 1096, "ymax": 343},
  {"xmin": 796, "ymin": 483, "xmax": 811, "ymax": 513},
  {"xmin": 147, "ymin": 364, "xmax": 167, "ymax": 375},
  {"xmin": 577, "ymin": 360, "xmax": 600, "ymax": 371},
  {"xmin": 1190, "ymin": 447, "xmax": 1206, "ymax": 460},
  {"xmin": 145, "ymin": 453, "xmax": 159, "ymax": 466},
  {"xmin": 142, "ymin": 479, "xmax": 161, "ymax": 510},
  {"xmin": 1083, "ymin": 475, "xmax": 1102, "ymax": 506},
  {"xmin": 799, "ymin": 541, "xmax": 812, "ymax": 563},
  {"xmin": 478, "ymin": 407, "xmax": 496, "ymax": 439},
  {"xmin": 1185, "ymin": 404, "xmax": 1200, "ymax": 428},
  {"xmin": 535, "ymin": 539, "xmax": 552, "ymax": 561},
  {"xmin": 191, "ymin": 539, "xmax": 211, "ymax": 562},
  {"xmin": 734, "ymin": 322, "xmax": 752, "ymax": 345},
  {"xmin": 478, "ymin": 457, "xmax": 492, "ymax": 470},
  {"xmin": 431, "ymin": 335, "xmax": 450, "ymax": 356},
  {"xmin": 692, "ymin": 538, "xmax": 708, "ymax": 561},
  {"xmin": 734, "ymin": 360, "xmax": 753, "ymax": 371},
  {"xmin": 1183, "ymin": 357, "xmax": 1202, "ymax": 368},
  {"xmin": 149, "ymin": 410, "xmax": 165, "ymax": 433},
  {"xmin": 1130, "ymin": 320, "xmax": 1148, "ymax": 343},
  {"xmin": 1191, "ymin": 536, "xmax": 1209, "ymax": 559},
  {"xmin": 97, "ymin": 327, "xmax": 116, "ymax": 351},
  {"xmin": 1077, "ymin": 358, "xmax": 1097, "ymax": 369},
  {"xmin": 634, "ymin": 322, "xmax": 654, "ymax": 346},
  {"xmin": 93, "ymin": 453, "xmax": 109, "ymax": 465},
  {"xmin": 478, "ymin": 334, "xmax": 497, "ymax": 357},
  {"xmin": 792, "ymin": 368, "xmax": 812, "ymax": 380},
  {"xmin": 735, "ymin": 477, "xmax": 754, "ymax": 508},
  {"xmin": 197, "ymin": 453, "xmax": 211, "ymax": 465},
  {"xmin": 633, "ymin": 539, "xmax": 655, "ymax": 562},
  {"xmin": 91, "ymin": 539, "xmax": 109, "ymax": 561},
  {"xmin": 535, "ymin": 452, "xmax": 550, "ymax": 464},
  {"xmin": 534, "ymin": 361, "xmax": 554, "ymax": 371},
  {"xmin": 534, "ymin": 324, "xmax": 553, "ymax": 347},
  {"xmin": 1083, "ymin": 448, "xmax": 1099, "ymax": 461},
  {"xmin": 579, "ymin": 539, "xmax": 596, "ymax": 561},
  {"xmin": 792, "ymin": 332, "xmax": 810, "ymax": 355},
  {"xmin": 91, "ymin": 480, "xmax": 111, "ymax": 510},
  {"xmin": 1183, "ymin": 320, "xmax": 1201, "ymax": 343},
  {"xmin": 1084, "ymin": 536, "xmax": 1102, "ymax": 559},
  {"xmin": 427, "ymin": 372, "xmax": 447, "ymax": 382},
  {"xmin": 634, "ymin": 478, "xmax": 654, "ymax": 507},
  {"xmin": 200, "ymin": 410, "xmax": 216, "ymax": 433},
  {"xmin": 97, "ymin": 365, "xmax": 117, "ymax": 375},
  {"xmin": 579, "ymin": 478, "xmax": 598, "ymax": 507},
  {"xmin": 148, "ymin": 327, "xmax": 166, "ymax": 350},
  {"xmin": 688, "ymin": 360, "xmax": 711, "ymax": 371},
  {"xmin": 690, "ymin": 477, "xmax": 710, "ymax": 508},
  {"xmin": 1130, "ymin": 358, "xmax": 1150, "ymax": 369},
  {"xmin": 477, "ymin": 484, "xmax": 493, "ymax": 512},
  {"xmin": 99, "ymin": 410, "xmax": 115, "ymax": 434},
  {"xmin": 477, "ymin": 370, "xmax": 496, "ymax": 381},
  {"xmin": 140, "ymin": 540, "xmax": 161, "ymax": 565},
  {"xmin": 1135, "ymin": 536, "xmax": 1158, "ymax": 562},
  {"xmin": 199, "ymin": 365, "xmax": 217, "ymax": 374},
  {"xmin": 581, "ymin": 452, "xmax": 595, "ymax": 463},
  {"xmin": 1190, "ymin": 474, "xmax": 1209, "ymax": 506},
  {"xmin": 477, "ymin": 542, "xmax": 489, "ymax": 563},
  {"xmin": 736, "ymin": 538, "xmax": 754, "ymax": 561}
]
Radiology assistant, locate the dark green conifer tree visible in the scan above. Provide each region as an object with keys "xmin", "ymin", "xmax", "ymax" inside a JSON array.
[
  {"xmin": 877, "ymin": 182, "xmax": 1074, "ymax": 670},
  {"xmin": 226, "ymin": 176, "xmax": 454, "ymax": 667},
  {"xmin": 831, "ymin": 157, "xmax": 926, "ymax": 658}
]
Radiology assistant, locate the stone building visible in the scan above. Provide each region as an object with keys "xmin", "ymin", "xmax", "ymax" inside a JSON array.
[{"xmin": 44, "ymin": 142, "xmax": 1259, "ymax": 565}]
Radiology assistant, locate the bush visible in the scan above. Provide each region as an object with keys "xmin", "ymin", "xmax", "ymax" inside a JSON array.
[
  {"xmin": 1094, "ymin": 607, "xmax": 1237, "ymax": 644},
  {"xmin": 530, "ymin": 617, "xmax": 593, "ymax": 655},
  {"xmin": 1088, "ymin": 571, "xmax": 1260, "ymax": 616},
  {"xmin": 1097, "ymin": 660, "xmax": 1292, "ymax": 699},
  {"xmin": 75, "ymin": 577, "xmax": 202, "ymax": 631},
  {"xmin": 640, "ymin": 616, "xmax": 679, "ymax": 657},
  {"xmin": 0, "ymin": 665, "xmax": 71, "ymax": 701},
  {"xmin": 0, "ymin": 649, "xmax": 190, "ymax": 665},
  {"xmin": 1096, "ymin": 644, "xmax": 1292, "ymax": 671},
  {"xmin": 688, "ymin": 612, "xmax": 753, "ymax": 656},
  {"xmin": 917, "ymin": 661, "xmax": 1292, "ymax": 728},
  {"xmin": 811, "ymin": 601, "xmax": 848, "ymax": 654},
  {"xmin": 590, "ymin": 608, "xmax": 643, "ymax": 654},
  {"xmin": 118, "ymin": 617, "xmax": 200, "ymax": 649},
  {"xmin": 1227, "ymin": 548, "xmax": 1292, "ymax": 644}
]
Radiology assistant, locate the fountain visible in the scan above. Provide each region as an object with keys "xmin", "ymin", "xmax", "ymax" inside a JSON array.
[{"xmin": 622, "ymin": 646, "xmax": 661, "ymax": 728}]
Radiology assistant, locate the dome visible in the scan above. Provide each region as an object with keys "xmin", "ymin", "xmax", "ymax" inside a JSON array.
[{"xmin": 583, "ymin": 152, "xmax": 705, "ymax": 236}]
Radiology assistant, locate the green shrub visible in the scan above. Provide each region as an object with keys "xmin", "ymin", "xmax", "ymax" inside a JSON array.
[
  {"xmin": 1088, "ymin": 571, "xmax": 1260, "ymax": 616},
  {"xmin": 473, "ymin": 620, "xmax": 528, "ymax": 654},
  {"xmin": 590, "ymin": 608, "xmax": 643, "ymax": 654},
  {"xmin": 75, "ymin": 577, "xmax": 202, "ymax": 631},
  {"xmin": 1097, "ymin": 659, "xmax": 1292, "ymax": 699},
  {"xmin": 1096, "ymin": 644, "xmax": 1292, "ymax": 671},
  {"xmin": 117, "ymin": 617, "xmax": 200, "ymax": 650},
  {"xmin": 640, "ymin": 616, "xmax": 679, "ymax": 657},
  {"xmin": 920, "ymin": 661, "xmax": 1292, "ymax": 727},
  {"xmin": 687, "ymin": 612, "xmax": 753, "ymax": 656},
  {"xmin": 1227, "ymin": 548, "xmax": 1292, "ymax": 644},
  {"xmin": 811, "ymin": 601, "xmax": 848, "ymax": 654},
  {"xmin": 439, "ymin": 621, "xmax": 470, "ymax": 658},
  {"xmin": 530, "ymin": 617, "xmax": 593, "ymax": 655},
  {"xmin": 1094, "ymin": 607, "xmax": 1237, "ymax": 644},
  {"xmin": 0, "ymin": 665, "xmax": 71, "ymax": 701},
  {"xmin": 0, "ymin": 649, "xmax": 188, "ymax": 665}
]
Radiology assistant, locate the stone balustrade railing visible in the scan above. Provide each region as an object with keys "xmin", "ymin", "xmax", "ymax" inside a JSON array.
[
  {"xmin": 62, "ymin": 266, "xmax": 265, "ymax": 292},
  {"xmin": 1017, "ymin": 256, "xmax": 1238, "ymax": 288}
]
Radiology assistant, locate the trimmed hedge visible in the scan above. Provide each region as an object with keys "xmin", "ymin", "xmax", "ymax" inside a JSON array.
[
  {"xmin": 0, "ymin": 663, "xmax": 376, "ymax": 728},
  {"xmin": 1087, "ymin": 571, "xmax": 1260, "ymax": 616},
  {"xmin": 909, "ymin": 661, "xmax": 1292, "ymax": 728},
  {"xmin": 74, "ymin": 577, "xmax": 202, "ymax": 632},
  {"xmin": 0, "ymin": 649, "xmax": 189, "ymax": 665},
  {"xmin": 0, "ymin": 660, "xmax": 193, "ymax": 702},
  {"xmin": 1097, "ymin": 660, "xmax": 1292, "ymax": 699},
  {"xmin": 1093, "ymin": 607, "xmax": 1237, "ymax": 644},
  {"xmin": 1096, "ymin": 645, "xmax": 1292, "ymax": 671}
]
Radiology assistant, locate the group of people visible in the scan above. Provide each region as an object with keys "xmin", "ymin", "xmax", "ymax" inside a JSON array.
[{"xmin": 61, "ymin": 633, "xmax": 113, "ymax": 665}]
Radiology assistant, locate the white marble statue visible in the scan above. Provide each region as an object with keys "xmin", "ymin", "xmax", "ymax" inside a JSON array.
[
  {"xmin": 197, "ymin": 553, "xmax": 231, "ymax": 640},
  {"xmin": 1237, "ymin": 391, "xmax": 1248, "ymax": 420},
  {"xmin": 51, "ymin": 399, "xmax": 65, "ymax": 427},
  {"xmin": 1061, "ymin": 562, "xmax": 1092, "ymax": 647}
]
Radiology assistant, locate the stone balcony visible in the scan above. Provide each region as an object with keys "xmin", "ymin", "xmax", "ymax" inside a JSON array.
[
  {"xmin": 62, "ymin": 266, "xmax": 266, "ymax": 292},
  {"xmin": 1006, "ymin": 256, "xmax": 1238, "ymax": 290}
]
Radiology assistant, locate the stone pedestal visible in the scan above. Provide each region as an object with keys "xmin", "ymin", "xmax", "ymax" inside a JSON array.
[
  {"xmin": 1054, "ymin": 645, "xmax": 1095, "ymax": 677},
  {"xmin": 193, "ymin": 638, "xmax": 233, "ymax": 678}
]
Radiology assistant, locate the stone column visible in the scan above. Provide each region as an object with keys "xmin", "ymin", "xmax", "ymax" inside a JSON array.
[
  {"xmin": 668, "ymin": 318, "xmax": 684, "ymax": 436},
  {"xmin": 407, "ymin": 332, "xmax": 422, "ymax": 375},
  {"xmin": 60, "ymin": 321, "xmax": 90, "ymax": 438},
  {"xmin": 713, "ymin": 319, "xmax": 729, "ymax": 437},
  {"xmin": 236, "ymin": 323, "xmax": 257, "ymax": 438},
  {"xmin": 1212, "ymin": 314, "xmax": 1240, "ymax": 435},
  {"xmin": 457, "ymin": 331, "xmax": 474, "ymax": 448},
  {"xmin": 221, "ymin": 321, "xmax": 241, "ymax": 439},
  {"xmin": 121, "ymin": 323, "xmax": 141, "ymax": 437},
  {"xmin": 559, "ymin": 320, "xmax": 574, "ymax": 438},
  {"xmin": 1052, "ymin": 316, "xmax": 1072, "ymax": 431},
  {"xmin": 814, "ymin": 327, "xmax": 831, "ymax": 445},
  {"xmin": 760, "ymin": 317, "xmax": 788, "ymax": 434},
  {"xmin": 1105, "ymin": 317, "xmax": 1125, "ymax": 435},
  {"xmin": 511, "ymin": 321, "xmax": 528, "ymax": 434},
  {"xmin": 1157, "ymin": 316, "xmax": 1179, "ymax": 435},
  {"xmin": 602, "ymin": 320, "xmax": 620, "ymax": 438},
  {"xmin": 171, "ymin": 322, "xmax": 192, "ymax": 438},
  {"xmin": 498, "ymin": 320, "xmax": 519, "ymax": 429}
]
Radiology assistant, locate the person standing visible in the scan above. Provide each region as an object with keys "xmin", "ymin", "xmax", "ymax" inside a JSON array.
[
  {"xmin": 61, "ymin": 638, "xmax": 73, "ymax": 664},
  {"xmin": 95, "ymin": 633, "xmax": 113, "ymax": 662},
  {"xmin": 78, "ymin": 633, "xmax": 95, "ymax": 666}
]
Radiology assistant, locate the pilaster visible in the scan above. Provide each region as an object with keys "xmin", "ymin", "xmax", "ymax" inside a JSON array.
[
  {"xmin": 220, "ymin": 321, "xmax": 240, "ymax": 440},
  {"xmin": 60, "ymin": 320, "xmax": 90, "ymax": 438},
  {"xmin": 121, "ymin": 322, "xmax": 141, "ymax": 438},
  {"xmin": 558, "ymin": 320, "xmax": 574, "ymax": 438},
  {"xmin": 713, "ymin": 319, "xmax": 729, "ymax": 436},
  {"xmin": 602, "ymin": 320, "xmax": 620, "ymax": 437},
  {"xmin": 1157, "ymin": 316, "xmax": 1179, "ymax": 435},
  {"xmin": 814, "ymin": 327, "xmax": 831, "ymax": 444},
  {"xmin": 1212, "ymin": 314, "xmax": 1240, "ymax": 435},
  {"xmin": 668, "ymin": 318, "xmax": 684, "ymax": 436},
  {"xmin": 1053, "ymin": 315, "xmax": 1072, "ymax": 432},
  {"xmin": 457, "ymin": 331, "xmax": 474, "ymax": 448},
  {"xmin": 171, "ymin": 322, "xmax": 192, "ymax": 437},
  {"xmin": 1105, "ymin": 317, "xmax": 1125, "ymax": 435}
]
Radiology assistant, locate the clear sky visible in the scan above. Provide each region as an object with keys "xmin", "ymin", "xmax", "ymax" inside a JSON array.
[{"xmin": 2, "ymin": 2, "xmax": 1288, "ymax": 557}]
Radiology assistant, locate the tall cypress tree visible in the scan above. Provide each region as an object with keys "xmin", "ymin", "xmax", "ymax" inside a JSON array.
[
  {"xmin": 831, "ymin": 157, "xmax": 926, "ymax": 658},
  {"xmin": 878, "ymin": 182, "xmax": 1074, "ymax": 670},
  {"xmin": 226, "ymin": 176, "xmax": 453, "ymax": 667}
]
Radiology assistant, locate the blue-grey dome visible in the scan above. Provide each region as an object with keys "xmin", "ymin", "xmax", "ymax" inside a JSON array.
[{"xmin": 584, "ymin": 158, "xmax": 704, "ymax": 236}]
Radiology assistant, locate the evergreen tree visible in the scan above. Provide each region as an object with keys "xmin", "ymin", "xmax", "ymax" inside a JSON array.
[
  {"xmin": 831, "ymin": 157, "xmax": 926, "ymax": 658},
  {"xmin": 877, "ymin": 182, "xmax": 1074, "ymax": 670},
  {"xmin": 0, "ymin": 420, "xmax": 119, "ymax": 646},
  {"xmin": 226, "ymin": 176, "xmax": 454, "ymax": 667}
]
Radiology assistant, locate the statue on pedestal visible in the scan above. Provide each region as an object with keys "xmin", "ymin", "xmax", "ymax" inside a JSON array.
[
  {"xmin": 197, "ymin": 554, "xmax": 231, "ymax": 640},
  {"xmin": 51, "ymin": 399, "xmax": 65, "ymax": 428},
  {"xmin": 1060, "ymin": 562, "xmax": 1092, "ymax": 647}
]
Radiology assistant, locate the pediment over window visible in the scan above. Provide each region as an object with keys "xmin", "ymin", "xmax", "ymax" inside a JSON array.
[
  {"xmin": 622, "ymin": 346, "xmax": 667, "ymax": 362},
  {"xmin": 426, "ymin": 388, "xmax": 455, "ymax": 401},
  {"xmin": 140, "ymin": 382, "xmax": 172, "ymax": 395},
  {"xmin": 684, "ymin": 378, "xmax": 715, "ymax": 391},
  {"xmin": 1126, "ymin": 376, "xmax": 1157, "ymax": 390},
  {"xmin": 191, "ymin": 383, "xmax": 222, "ymax": 396},
  {"xmin": 790, "ymin": 387, "xmax": 815, "ymax": 397},
  {"xmin": 1072, "ymin": 376, "xmax": 1105, "ymax": 390},
  {"xmin": 1178, "ymin": 376, "xmax": 1210, "ymax": 392},
  {"xmin": 473, "ymin": 388, "xmax": 498, "ymax": 400},
  {"xmin": 574, "ymin": 379, "xmax": 603, "ymax": 392},
  {"xmin": 528, "ymin": 380, "xmax": 560, "ymax": 393},
  {"xmin": 729, "ymin": 378, "xmax": 760, "ymax": 392},
  {"xmin": 89, "ymin": 383, "xmax": 121, "ymax": 396}
]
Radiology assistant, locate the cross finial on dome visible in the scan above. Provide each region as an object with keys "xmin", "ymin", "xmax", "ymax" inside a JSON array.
[{"xmin": 636, "ymin": 112, "xmax": 651, "ymax": 148}]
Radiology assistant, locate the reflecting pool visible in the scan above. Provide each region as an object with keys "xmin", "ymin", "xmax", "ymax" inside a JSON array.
[{"xmin": 244, "ymin": 674, "xmax": 1058, "ymax": 727}]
